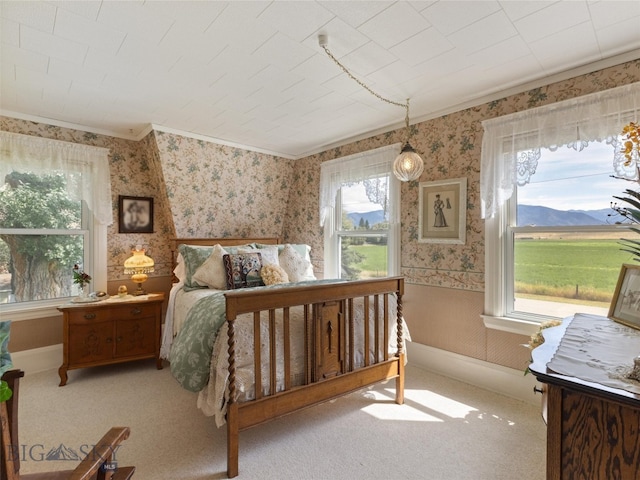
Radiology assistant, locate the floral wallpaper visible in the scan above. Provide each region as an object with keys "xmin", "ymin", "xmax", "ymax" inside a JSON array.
[
  {"xmin": 287, "ymin": 59, "xmax": 640, "ymax": 291},
  {"xmin": 2, "ymin": 58, "xmax": 639, "ymax": 296},
  {"xmin": 150, "ymin": 131, "xmax": 294, "ymax": 240}
]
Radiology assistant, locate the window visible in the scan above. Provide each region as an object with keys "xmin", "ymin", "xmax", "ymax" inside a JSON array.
[
  {"xmin": 481, "ymin": 83, "xmax": 640, "ymax": 334},
  {"xmin": 320, "ymin": 145, "xmax": 400, "ymax": 280},
  {"xmin": 0, "ymin": 132, "xmax": 111, "ymax": 320}
]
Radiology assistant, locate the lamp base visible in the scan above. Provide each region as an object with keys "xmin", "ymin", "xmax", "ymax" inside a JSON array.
[{"xmin": 133, "ymin": 283, "xmax": 147, "ymax": 296}]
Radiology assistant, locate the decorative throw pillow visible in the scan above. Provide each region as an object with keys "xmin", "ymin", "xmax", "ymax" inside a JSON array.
[
  {"xmin": 239, "ymin": 246, "xmax": 279, "ymax": 266},
  {"xmin": 260, "ymin": 264, "xmax": 289, "ymax": 285},
  {"xmin": 192, "ymin": 244, "xmax": 228, "ymax": 290},
  {"xmin": 223, "ymin": 253, "xmax": 264, "ymax": 289},
  {"xmin": 279, "ymin": 244, "xmax": 314, "ymax": 282}
]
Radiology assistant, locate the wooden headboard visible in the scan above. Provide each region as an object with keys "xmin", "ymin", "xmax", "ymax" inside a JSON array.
[{"xmin": 170, "ymin": 237, "xmax": 280, "ymax": 281}]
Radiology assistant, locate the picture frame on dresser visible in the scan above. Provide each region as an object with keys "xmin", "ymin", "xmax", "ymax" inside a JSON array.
[
  {"xmin": 418, "ymin": 177, "xmax": 466, "ymax": 244},
  {"xmin": 119, "ymin": 195, "xmax": 154, "ymax": 233},
  {"xmin": 608, "ymin": 263, "xmax": 640, "ymax": 330}
]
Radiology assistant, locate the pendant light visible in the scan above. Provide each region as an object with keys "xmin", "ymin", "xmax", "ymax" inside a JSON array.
[{"xmin": 319, "ymin": 34, "xmax": 424, "ymax": 182}]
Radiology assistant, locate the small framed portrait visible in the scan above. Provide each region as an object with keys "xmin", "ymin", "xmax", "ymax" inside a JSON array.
[
  {"xmin": 118, "ymin": 195, "xmax": 154, "ymax": 234},
  {"xmin": 608, "ymin": 263, "xmax": 640, "ymax": 330},
  {"xmin": 418, "ymin": 177, "xmax": 467, "ymax": 244}
]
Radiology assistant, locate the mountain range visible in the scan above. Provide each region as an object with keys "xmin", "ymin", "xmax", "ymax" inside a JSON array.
[{"xmin": 517, "ymin": 205, "xmax": 619, "ymax": 227}]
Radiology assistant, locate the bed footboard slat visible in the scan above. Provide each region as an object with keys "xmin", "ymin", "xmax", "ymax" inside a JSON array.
[{"xmin": 224, "ymin": 276, "xmax": 405, "ymax": 478}]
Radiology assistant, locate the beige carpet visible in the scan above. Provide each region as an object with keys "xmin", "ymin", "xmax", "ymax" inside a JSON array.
[{"xmin": 16, "ymin": 361, "xmax": 546, "ymax": 479}]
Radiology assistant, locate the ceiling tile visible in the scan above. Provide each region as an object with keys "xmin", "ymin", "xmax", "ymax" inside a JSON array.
[
  {"xmin": 48, "ymin": 57, "xmax": 106, "ymax": 86},
  {"xmin": 499, "ymin": 0, "xmax": 555, "ymax": 22},
  {"xmin": 390, "ymin": 26, "xmax": 454, "ymax": 66},
  {"xmin": 252, "ymin": 32, "xmax": 316, "ymax": 71},
  {"xmin": 20, "ymin": 24, "xmax": 87, "ymax": 63},
  {"xmin": 595, "ymin": 16, "xmax": 640, "ymax": 55},
  {"xmin": 446, "ymin": 10, "xmax": 518, "ymax": 55},
  {"xmin": 358, "ymin": 2, "xmax": 431, "ymax": 49},
  {"xmin": 1, "ymin": 18, "xmax": 20, "ymax": 46},
  {"xmin": 528, "ymin": 21, "xmax": 600, "ymax": 70},
  {"xmin": 1, "ymin": 43, "xmax": 48, "ymax": 73},
  {"xmin": 319, "ymin": 1, "xmax": 393, "ymax": 28},
  {"xmin": 514, "ymin": 1, "xmax": 591, "ymax": 43},
  {"xmin": 257, "ymin": 1, "xmax": 335, "ymax": 42},
  {"xmin": 54, "ymin": 8, "xmax": 125, "ymax": 55},
  {"xmin": 97, "ymin": 0, "xmax": 174, "ymax": 45},
  {"xmin": 54, "ymin": 0, "xmax": 102, "ymax": 21},
  {"xmin": 422, "ymin": 1, "xmax": 502, "ymax": 36},
  {"xmin": 0, "ymin": 0, "xmax": 56, "ymax": 34}
]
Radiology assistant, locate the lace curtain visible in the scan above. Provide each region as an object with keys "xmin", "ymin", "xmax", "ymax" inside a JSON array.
[
  {"xmin": 319, "ymin": 143, "xmax": 401, "ymax": 227},
  {"xmin": 480, "ymin": 82, "xmax": 640, "ymax": 219},
  {"xmin": 0, "ymin": 131, "xmax": 113, "ymax": 225}
]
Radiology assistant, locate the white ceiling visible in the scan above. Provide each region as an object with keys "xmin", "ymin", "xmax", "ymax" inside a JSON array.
[{"xmin": 2, "ymin": 1, "xmax": 640, "ymax": 159}]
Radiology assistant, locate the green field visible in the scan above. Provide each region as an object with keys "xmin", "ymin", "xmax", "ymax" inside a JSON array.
[
  {"xmin": 347, "ymin": 238, "xmax": 635, "ymax": 303},
  {"xmin": 349, "ymin": 244, "xmax": 387, "ymax": 278},
  {"xmin": 515, "ymin": 238, "xmax": 634, "ymax": 302}
]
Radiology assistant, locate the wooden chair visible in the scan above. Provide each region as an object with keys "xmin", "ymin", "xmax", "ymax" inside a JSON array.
[{"xmin": 1, "ymin": 370, "xmax": 135, "ymax": 480}]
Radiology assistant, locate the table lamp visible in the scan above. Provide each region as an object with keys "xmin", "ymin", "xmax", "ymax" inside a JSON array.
[{"xmin": 123, "ymin": 245, "xmax": 154, "ymax": 295}]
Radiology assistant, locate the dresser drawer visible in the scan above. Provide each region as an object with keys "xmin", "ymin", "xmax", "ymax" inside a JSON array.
[{"xmin": 66, "ymin": 303, "xmax": 158, "ymax": 324}]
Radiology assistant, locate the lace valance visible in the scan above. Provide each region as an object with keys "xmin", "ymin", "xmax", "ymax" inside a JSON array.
[
  {"xmin": 0, "ymin": 131, "xmax": 113, "ymax": 225},
  {"xmin": 480, "ymin": 82, "xmax": 640, "ymax": 219}
]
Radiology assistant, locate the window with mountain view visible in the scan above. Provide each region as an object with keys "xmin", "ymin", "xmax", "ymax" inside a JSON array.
[
  {"xmin": 510, "ymin": 140, "xmax": 634, "ymax": 318},
  {"xmin": 320, "ymin": 145, "xmax": 400, "ymax": 281}
]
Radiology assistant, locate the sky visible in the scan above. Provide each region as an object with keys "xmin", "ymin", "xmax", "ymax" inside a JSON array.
[
  {"xmin": 518, "ymin": 141, "xmax": 635, "ymax": 211},
  {"xmin": 340, "ymin": 141, "xmax": 634, "ymax": 214}
]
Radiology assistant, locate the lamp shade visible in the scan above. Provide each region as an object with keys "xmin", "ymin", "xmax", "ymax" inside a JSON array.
[
  {"xmin": 124, "ymin": 245, "xmax": 154, "ymax": 274},
  {"xmin": 393, "ymin": 142, "xmax": 424, "ymax": 182}
]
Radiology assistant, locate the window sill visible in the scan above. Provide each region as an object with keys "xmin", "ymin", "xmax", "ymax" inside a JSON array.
[
  {"xmin": 1, "ymin": 300, "xmax": 64, "ymax": 322},
  {"xmin": 481, "ymin": 314, "xmax": 541, "ymax": 336}
]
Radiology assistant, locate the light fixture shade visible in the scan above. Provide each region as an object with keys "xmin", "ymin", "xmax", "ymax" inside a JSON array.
[
  {"xmin": 393, "ymin": 142, "xmax": 424, "ymax": 182},
  {"xmin": 123, "ymin": 245, "xmax": 155, "ymax": 274}
]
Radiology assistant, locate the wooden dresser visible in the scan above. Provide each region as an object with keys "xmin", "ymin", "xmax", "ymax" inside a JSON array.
[
  {"xmin": 57, "ymin": 293, "xmax": 164, "ymax": 386},
  {"xmin": 529, "ymin": 317, "xmax": 640, "ymax": 480}
]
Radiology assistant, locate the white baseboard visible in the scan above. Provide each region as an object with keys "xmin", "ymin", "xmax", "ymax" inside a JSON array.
[
  {"xmin": 12, "ymin": 341, "xmax": 542, "ymax": 406},
  {"xmin": 407, "ymin": 342, "xmax": 541, "ymax": 406},
  {"xmin": 11, "ymin": 344, "xmax": 61, "ymax": 375}
]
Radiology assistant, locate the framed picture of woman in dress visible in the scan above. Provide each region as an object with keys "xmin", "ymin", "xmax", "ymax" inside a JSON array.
[
  {"xmin": 418, "ymin": 178, "xmax": 466, "ymax": 244},
  {"xmin": 118, "ymin": 195, "xmax": 154, "ymax": 233}
]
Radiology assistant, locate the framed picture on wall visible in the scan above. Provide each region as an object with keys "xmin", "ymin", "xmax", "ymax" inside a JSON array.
[
  {"xmin": 608, "ymin": 263, "xmax": 640, "ymax": 330},
  {"xmin": 118, "ymin": 195, "xmax": 154, "ymax": 233},
  {"xmin": 418, "ymin": 177, "xmax": 467, "ymax": 244}
]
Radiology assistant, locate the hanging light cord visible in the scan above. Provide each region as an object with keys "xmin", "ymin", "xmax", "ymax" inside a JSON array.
[{"xmin": 321, "ymin": 42, "xmax": 412, "ymax": 143}]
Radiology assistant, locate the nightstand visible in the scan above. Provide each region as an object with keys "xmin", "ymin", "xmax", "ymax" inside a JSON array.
[{"xmin": 57, "ymin": 293, "xmax": 164, "ymax": 386}]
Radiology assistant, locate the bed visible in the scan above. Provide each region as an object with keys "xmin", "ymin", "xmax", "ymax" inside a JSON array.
[{"xmin": 162, "ymin": 237, "xmax": 408, "ymax": 478}]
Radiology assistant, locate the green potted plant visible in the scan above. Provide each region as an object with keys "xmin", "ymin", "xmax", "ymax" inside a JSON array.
[{"xmin": 0, "ymin": 320, "xmax": 12, "ymax": 402}]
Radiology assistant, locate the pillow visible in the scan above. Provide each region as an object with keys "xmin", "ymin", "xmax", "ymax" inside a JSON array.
[
  {"xmin": 192, "ymin": 244, "xmax": 228, "ymax": 290},
  {"xmin": 173, "ymin": 253, "xmax": 186, "ymax": 283},
  {"xmin": 240, "ymin": 246, "xmax": 279, "ymax": 266},
  {"xmin": 223, "ymin": 253, "xmax": 264, "ymax": 289},
  {"xmin": 279, "ymin": 244, "xmax": 315, "ymax": 282},
  {"xmin": 261, "ymin": 264, "xmax": 289, "ymax": 285},
  {"xmin": 178, "ymin": 244, "xmax": 215, "ymax": 289},
  {"xmin": 178, "ymin": 243, "xmax": 255, "ymax": 289}
]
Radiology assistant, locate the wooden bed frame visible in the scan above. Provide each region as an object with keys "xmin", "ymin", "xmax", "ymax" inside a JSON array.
[{"xmin": 170, "ymin": 238, "xmax": 405, "ymax": 478}]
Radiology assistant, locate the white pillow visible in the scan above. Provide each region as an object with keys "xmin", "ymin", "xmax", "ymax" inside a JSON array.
[
  {"xmin": 192, "ymin": 244, "xmax": 228, "ymax": 290},
  {"xmin": 239, "ymin": 246, "xmax": 279, "ymax": 266},
  {"xmin": 173, "ymin": 253, "xmax": 186, "ymax": 283},
  {"xmin": 279, "ymin": 244, "xmax": 315, "ymax": 282}
]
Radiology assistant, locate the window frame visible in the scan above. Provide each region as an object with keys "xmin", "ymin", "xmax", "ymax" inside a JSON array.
[
  {"xmin": 0, "ymin": 133, "xmax": 110, "ymax": 322},
  {"xmin": 321, "ymin": 147, "xmax": 401, "ymax": 280}
]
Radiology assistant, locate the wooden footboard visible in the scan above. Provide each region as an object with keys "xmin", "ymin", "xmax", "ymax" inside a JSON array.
[{"xmin": 224, "ymin": 276, "xmax": 405, "ymax": 478}]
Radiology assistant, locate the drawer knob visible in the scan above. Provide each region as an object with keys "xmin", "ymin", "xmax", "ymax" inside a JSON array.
[
  {"xmin": 533, "ymin": 386, "xmax": 545, "ymax": 395},
  {"xmin": 106, "ymin": 337, "xmax": 113, "ymax": 343},
  {"xmin": 130, "ymin": 308, "xmax": 142, "ymax": 315},
  {"xmin": 83, "ymin": 313, "xmax": 96, "ymax": 320}
]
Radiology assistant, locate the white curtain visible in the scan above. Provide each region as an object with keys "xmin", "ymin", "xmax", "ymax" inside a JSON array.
[
  {"xmin": 480, "ymin": 82, "xmax": 640, "ymax": 219},
  {"xmin": 0, "ymin": 131, "xmax": 113, "ymax": 225},
  {"xmin": 319, "ymin": 143, "xmax": 401, "ymax": 226}
]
